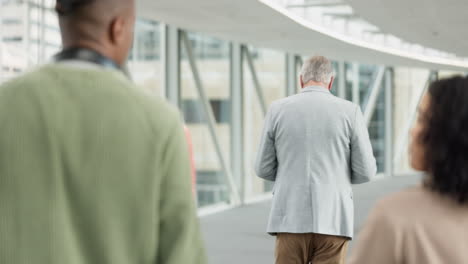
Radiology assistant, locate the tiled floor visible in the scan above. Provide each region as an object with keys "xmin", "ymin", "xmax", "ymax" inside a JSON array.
[{"xmin": 200, "ymin": 174, "xmax": 422, "ymax": 264}]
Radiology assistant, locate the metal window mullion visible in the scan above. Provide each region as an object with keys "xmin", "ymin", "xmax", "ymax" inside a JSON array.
[
  {"xmin": 162, "ymin": 24, "xmax": 181, "ymax": 107},
  {"xmin": 296, "ymin": 56, "xmax": 304, "ymax": 69},
  {"xmin": 25, "ymin": 1, "xmax": 31, "ymax": 67},
  {"xmin": 181, "ymin": 32, "xmax": 241, "ymax": 205},
  {"xmin": 296, "ymin": 55, "xmax": 303, "ymax": 92},
  {"xmin": 39, "ymin": 0, "xmax": 46, "ymax": 63},
  {"xmin": 352, "ymin": 63, "xmax": 360, "ymax": 105},
  {"xmin": 337, "ymin": 61, "xmax": 346, "ymax": 99},
  {"xmin": 0, "ymin": 5, "xmax": 3, "ymax": 82},
  {"xmin": 230, "ymin": 42, "xmax": 245, "ymax": 204},
  {"xmin": 132, "ymin": 23, "xmax": 138, "ymax": 62},
  {"xmin": 243, "ymin": 47, "xmax": 267, "ymax": 116},
  {"xmin": 286, "ymin": 54, "xmax": 298, "ymax": 96},
  {"xmin": 384, "ymin": 69, "xmax": 393, "ymax": 177},
  {"xmin": 363, "ymin": 66, "xmax": 386, "ymax": 126}
]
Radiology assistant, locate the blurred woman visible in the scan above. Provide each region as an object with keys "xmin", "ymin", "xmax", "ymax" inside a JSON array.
[{"xmin": 348, "ymin": 76, "xmax": 468, "ymax": 264}]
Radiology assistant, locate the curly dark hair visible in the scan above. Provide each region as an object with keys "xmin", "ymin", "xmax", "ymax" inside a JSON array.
[{"xmin": 423, "ymin": 76, "xmax": 468, "ymax": 204}]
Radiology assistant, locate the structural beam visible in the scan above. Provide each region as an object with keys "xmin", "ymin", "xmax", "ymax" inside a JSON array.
[
  {"xmin": 297, "ymin": 56, "xmax": 304, "ymax": 69},
  {"xmin": 243, "ymin": 47, "xmax": 267, "ymax": 116},
  {"xmin": 25, "ymin": 1, "xmax": 31, "ymax": 67},
  {"xmin": 363, "ymin": 66, "xmax": 386, "ymax": 126},
  {"xmin": 363, "ymin": 30, "xmax": 383, "ymax": 35},
  {"xmin": 337, "ymin": 61, "xmax": 346, "ymax": 99},
  {"xmin": 287, "ymin": 1, "xmax": 346, "ymax": 8},
  {"xmin": 0, "ymin": 7, "xmax": 3, "ymax": 83},
  {"xmin": 286, "ymin": 54, "xmax": 299, "ymax": 96},
  {"xmin": 352, "ymin": 63, "xmax": 360, "ymax": 106},
  {"xmin": 323, "ymin": 13, "xmax": 360, "ymax": 20},
  {"xmin": 296, "ymin": 56, "xmax": 304, "ymax": 91},
  {"xmin": 181, "ymin": 32, "xmax": 241, "ymax": 205},
  {"xmin": 384, "ymin": 69, "xmax": 393, "ymax": 177},
  {"xmin": 39, "ymin": 0, "xmax": 46, "ymax": 63},
  {"xmin": 230, "ymin": 43, "xmax": 245, "ymax": 204},
  {"xmin": 162, "ymin": 25, "xmax": 181, "ymax": 107}
]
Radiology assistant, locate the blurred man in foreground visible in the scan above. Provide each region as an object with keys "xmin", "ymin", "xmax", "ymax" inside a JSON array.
[{"xmin": 0, "ymin": 0, "xmax": 206, "ymax": 263}]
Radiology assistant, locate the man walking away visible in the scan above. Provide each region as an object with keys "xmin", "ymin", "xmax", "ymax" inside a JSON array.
[
  {"xmin": 255, "ymin": 56, "xmax": 376, "ymax": 264},
  {"xmin": 0, "ymin": 0, "xmax": 206, "ymax": 263}
]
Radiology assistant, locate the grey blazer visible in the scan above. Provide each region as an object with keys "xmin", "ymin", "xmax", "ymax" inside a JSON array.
[{"xmin": 255, "ymin": 86, "xmax": 377, "ymax": 239}]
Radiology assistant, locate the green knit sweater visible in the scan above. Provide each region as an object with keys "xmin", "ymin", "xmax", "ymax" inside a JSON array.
[{"xmin": 0, "ymin": 64, "xmax": 206, "ymax": 264}]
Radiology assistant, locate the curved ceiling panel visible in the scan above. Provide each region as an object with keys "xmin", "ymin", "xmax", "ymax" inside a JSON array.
[
  {"xmin": 137, "ymin": 0, "xmax": 468, "ymax": 71},
  {"xmin": 348, "ymin": 0, "xmax": 468, "ymax": 57}
]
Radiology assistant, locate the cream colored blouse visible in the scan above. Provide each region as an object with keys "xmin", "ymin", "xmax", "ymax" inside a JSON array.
[{"xmin": 349, "ymin": 185, "xmax": 468, "ymax": 264}]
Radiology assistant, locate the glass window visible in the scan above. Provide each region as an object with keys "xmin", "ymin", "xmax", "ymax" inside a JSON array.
[
  {"xmin": 244, "ymin": 47, "xmax": 285, "ymax": 198},
  {"xmin": 393, "ymin": 67, "xmax": 431, "ymax": 174},
  {"xmin": 182, "ymin": 99, "xmax": 231, "ymax": 124},
  {"xmin": 181, "ymin": 32, "xmax": 231, "ymax": 208},
  {"xmin": 359, "ymin": 64, "xmax": 386, "ymax": 173},
  {"xmin": 330, "ymin": 61, "xmax": 340, "ymax": 97},
  {"xmin": 127, "ymin": 19, "xmax": 162, "ymax": 96},
  {"xmin": 439, "ymin": 70, "xmax": 465, "ymax": 79},
  {"xmin": 345, "ymin": 62, "xmax": 355, "ymax": 101}
]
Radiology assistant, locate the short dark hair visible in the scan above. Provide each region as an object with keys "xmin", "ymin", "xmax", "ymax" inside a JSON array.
[
  {"xmin": 423, "ymin": 76, "xmax": 468, "ymax": 204},
  {"xmin": 56, "ymin": 0, "xmax": 94, "ymax": 16}
]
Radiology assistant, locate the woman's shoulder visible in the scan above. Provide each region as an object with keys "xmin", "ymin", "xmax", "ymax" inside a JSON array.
[
  {"xmin": 378, "ymin": 185, "xmax": 427, "ymax": 206},
  {"xmin": 369, "ymin": 186, "xmax": 427, "ymax": 219},
  {"xmin": 371, "ymin": 184, "xmax": 461, "ymax": 224}
]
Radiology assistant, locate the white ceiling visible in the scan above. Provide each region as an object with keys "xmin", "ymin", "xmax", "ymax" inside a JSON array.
[
  {"xmin": 137, "ymin": 0, "xmax": 468, "ymax": 71},
  {"xmin": 348, "ymin": 0, "xmax": 468, "ymax": 57}
]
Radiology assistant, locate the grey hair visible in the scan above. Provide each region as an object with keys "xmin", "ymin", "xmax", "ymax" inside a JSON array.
[{"xmin": 300, "ymin": 56, "xmax": 334, "ymax": 84}]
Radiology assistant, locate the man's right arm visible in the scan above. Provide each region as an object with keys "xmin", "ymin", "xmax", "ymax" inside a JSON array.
[
  {"xmin": 350, "ymin": 106, "xmax": 377, "ymax": 184},
  {"xmin": 254, "ymin": 104, "xmax": 278, "ymax": 182},
  {"xmin": 157, "ymin": 110, "xmax": 207, "ymax": 264}
]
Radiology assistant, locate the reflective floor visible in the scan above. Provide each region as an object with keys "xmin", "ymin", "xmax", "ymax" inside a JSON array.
[{"xmin": 200, "ymin": 174, "xmax": 422, "ymax": 264}]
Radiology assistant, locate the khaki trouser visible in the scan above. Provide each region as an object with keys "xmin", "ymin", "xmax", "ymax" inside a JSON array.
[{"xmin": 275, "ymin": 233, "xmax": 349, "ymax": 264}]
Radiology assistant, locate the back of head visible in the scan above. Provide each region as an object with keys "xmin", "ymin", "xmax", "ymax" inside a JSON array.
[
  {"xmin": 56, "ymin": 0, "xmax": 136, "ymax": 66},
  {"xmin": 56, "ymin": 0, "xmax": 93, "ymax": 15},
  {"xmin": 300, "ymin": 56, "xmax": 334, "ymax": 85},
  {"xmin": 423, "ymin": 76, "xmax": 468, "ymax": 204}
]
